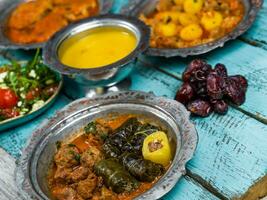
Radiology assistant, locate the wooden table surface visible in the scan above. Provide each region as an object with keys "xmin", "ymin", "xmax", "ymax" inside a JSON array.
[{"xmin": 0, "ymin": 1, "xmax": 266, "ymax": 200}]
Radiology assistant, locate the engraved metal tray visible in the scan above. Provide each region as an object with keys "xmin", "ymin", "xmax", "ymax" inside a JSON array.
[{"xmin": 121, "ymin": 0, "xmax": 263, "ymax": 57}]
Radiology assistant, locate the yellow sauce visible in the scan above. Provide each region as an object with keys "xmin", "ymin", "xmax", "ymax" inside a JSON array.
[{"xmin": 58, "ymin": 27, "xmax": 137, "ymax": 69}]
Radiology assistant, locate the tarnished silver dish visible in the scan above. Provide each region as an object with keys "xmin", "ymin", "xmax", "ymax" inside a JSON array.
[
  {"xmin": 43, "ymin": 14, "xmax": 150, "ymax": 98},
  {"xmin": 0, "ymin": 0, "xmax": 113, "ymax": 50},
  {"xmin": 121, "ymin": 0, "xmax": 263, "ymax": 57},
  {"xmin": 15, "ymin": 91, "xmax": 198, "ymax": 200}
]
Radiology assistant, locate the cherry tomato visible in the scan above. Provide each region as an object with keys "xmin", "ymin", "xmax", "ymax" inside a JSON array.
[
  {"xmin": 0, "ymin": 88, "xmax": 19, "ymax": 109},
  {"xmin": 0, "ymin": 108, "xmax": 20, "ymax": 119},
  {"xmin": 26, "ymin": 88, "xmax": 40, "ymax": 101}
]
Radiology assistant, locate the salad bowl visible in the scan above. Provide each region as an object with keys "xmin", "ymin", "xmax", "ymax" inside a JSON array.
[{"xmin": 0, "ymin": 51, "xmax": 63, "ymax": 132}]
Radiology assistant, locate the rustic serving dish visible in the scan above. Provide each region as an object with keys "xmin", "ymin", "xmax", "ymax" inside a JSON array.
[
  {"xmin": 0, "ymin": 0, "xmax": 113, "ymax": 50},
  {"xmin": 0, "ymin": 53, "xmax": 63, "ymax": 132},
  {"xmin": 121, "ymin": 0, "xmax": 263, "ymax": 57},
  {"xmin": 43, "ymin": 14, "xmax": 150, "ymax": 98},
  {"xmin": 15, "ymin": 91, "xmax": 198, "ymax": 200}
]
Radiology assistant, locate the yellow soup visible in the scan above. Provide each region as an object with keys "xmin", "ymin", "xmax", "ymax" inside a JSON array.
[{"xmin": 58, "ymin": 27, "xmax": 137, "ymax": 69}]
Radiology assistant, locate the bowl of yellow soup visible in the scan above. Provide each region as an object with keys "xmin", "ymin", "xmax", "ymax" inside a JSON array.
[{"xmin": 43, "ymin": 14, "xmax": 150, "ymax": 98}]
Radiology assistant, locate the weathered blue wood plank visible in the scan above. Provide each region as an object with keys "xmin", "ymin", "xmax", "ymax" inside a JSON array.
[
  {"xmin": 141, "ymin": 39, "xmax": 267, "ymax": 123},
  {"xmin": 111, "ymin": 0, "xmax": 129, "ymax": 13},
  {"xmin": 0, "ymin": 61, "xmax": 266, "ymax": 199},
  {"xmin": 241, "ymin": 2, "xmax": 267, "ymax": 49},
  {"xmin": 162, "ymin": 176, "xmax": 220, "ymax": 200},
  {"xmin": 130, "ymin": 63, "xmax": 267, "ymax": 199},
  {"xmin": 0, "ymin": 93, "xmax": 71, "ymax": 158}
]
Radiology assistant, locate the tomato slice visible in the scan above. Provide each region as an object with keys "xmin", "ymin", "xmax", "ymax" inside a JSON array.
[
  {"xmin": 25, "ymin": 88, "xmax": 40, "ymax": 101},
  {"xmin": 0, "ymin": 108, "xmax": 20, "ymax": 119},
  {"xmin": 0, "ymin": 88, "xmax": 19, "ymax": 109}
]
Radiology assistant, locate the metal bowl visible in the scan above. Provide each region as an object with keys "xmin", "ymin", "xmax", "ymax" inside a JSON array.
[
  {"xmin": 0, "ymin": 52, "xmax": 63, "ymax": 132},
  {"xmin": 121, "ymin": 0, "xmax": 263, "ymax": 57},
  {"xmin": 15, "ymin": 91, "xmax": 198, "ymax": 200},
  {"xmin": 0, "ymin": 0, "xmax": 113, "ymax": 50},
  {"xmin": 43, "ymin": 14, "xmax": 150, "ymax": 98}
]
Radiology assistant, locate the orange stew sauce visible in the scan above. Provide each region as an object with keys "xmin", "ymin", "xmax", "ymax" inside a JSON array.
[
  {"xmin": 47, "ymin": 114, "xmax": 166, "ymax": 200},
  {"xmin": 140, "ymin": 0, "xmax": 245, "ymax": 48},
  {"xmin": 6, "ymin": 0, "xmax": 98, "ymax": 44}
]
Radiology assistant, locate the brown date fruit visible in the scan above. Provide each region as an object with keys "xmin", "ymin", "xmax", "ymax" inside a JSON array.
[
  {"xmin": 213, "ymin": 100, "xmax": 229, "ymax": 115},
  {"xmin": 206, "ymin": 71, "xmax": 225, "ymax": 100},
  {"xmin": 182, "ymin": 59, "xmax": 212, "ymax": 82},
  {"xmin": 190, "ymin": 81, "xmax": 208, "ymax": 98},
  {"xmin": 215, "ymin": 63, "xmax": 228, "ymax": 78},
  {"xmin": 228, "ymin": 75, "xmax": 248, "ymax": 92},
  {"xmin": 187, "ymin": 100, "xmax": 212, "ymax": 117},
  {"xmin": 225, "ymin": 77, "xmax": 246, "ymax": 106},
  {"xmin": 175, "ymin": 83, "xmax": 194, "ymax": 104}
]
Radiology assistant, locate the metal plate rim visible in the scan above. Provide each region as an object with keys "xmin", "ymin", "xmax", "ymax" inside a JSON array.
[
  {"xmin": 15, "ymin": 91, "xmax": 198, "ymax": 200},
  {"xmin": 0, "ymin": 0, "xmax": 114, "ymax": 50},
  {"xmin": 120, "ymin": 0, "xmax": 263, "ymax": 57}
]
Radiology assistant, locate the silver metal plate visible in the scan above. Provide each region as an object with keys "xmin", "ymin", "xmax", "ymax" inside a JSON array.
[
  {"xmin": 121, "ymin": 0, "xmax": 263, "ymax": 57},
  {"xmin": 0, "ymin": 0, "xmax": 114, "ymax": 50},
  {"xmin": 15, "ymin": 91, "xmax": 198, "ymax": 200}
]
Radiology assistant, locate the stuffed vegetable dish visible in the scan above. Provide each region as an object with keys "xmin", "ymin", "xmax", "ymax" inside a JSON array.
[{"xmin": 47, "ymin": 115, "xmax": 173, "ymax": 200}]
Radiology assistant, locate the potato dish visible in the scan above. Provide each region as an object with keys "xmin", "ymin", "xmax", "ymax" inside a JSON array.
[{"xmin": 140, "ymin": 0, "xmax": 244, "ymax": 48}]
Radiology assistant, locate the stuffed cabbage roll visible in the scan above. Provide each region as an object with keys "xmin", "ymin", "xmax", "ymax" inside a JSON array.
[
  {"xmin": 94, "ymin": 159, "xmax": 139, "ymax": 194},
  {"xmin": 103, "ymin": 118, "xmax": 161, "ymax": 156},
  {"xmin": 120, "ymin": 153, "xmax": 164, "ymax": 182}
]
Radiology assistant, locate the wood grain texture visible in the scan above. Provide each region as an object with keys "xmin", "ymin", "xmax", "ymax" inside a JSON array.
[
  {"xmin": 130, "ymin": 63, "xmax": 267, "ymax": 199},
  {"xmin": 141, "ymin": 39, "xmax": 267, "ymax": 123},
  {"xmin": 0, "ymin": 148, "xmax": 20, "ymax": 200},
  {"xmin": 241, "ymin": 2, "xmax": 267, "ymax": 49}
]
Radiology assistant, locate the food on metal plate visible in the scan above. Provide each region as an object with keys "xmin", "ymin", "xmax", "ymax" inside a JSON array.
[
  {"xmin": 175, "ymin": 59, "xmax": 248, "ymax": 117},
  {"xmin": 140, "ymin": 0, "xmax": 244, "ymax": 48},
  {"xmin": 48, "ymin": 116, "xmax": 172, "ymax": 199},
  {"xmin": 142, "ymin": 131, "xmax": 172, "ymax": 167},
  {"xmin": 58, "ymin": 27, "xmax": 137, "ymax": 69},
  {"xmin": 6, "ymin": 0, "xmax": 99, "ymax": 44},
  {"xmin": 0, "ymin": 50, "xmax": 59, "ymax": 121}
]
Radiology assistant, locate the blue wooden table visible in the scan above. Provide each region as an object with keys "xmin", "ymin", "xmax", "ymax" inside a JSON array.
[{"xmin": 0, "ymin": 1, "xmax": 267, "ymax": 200}]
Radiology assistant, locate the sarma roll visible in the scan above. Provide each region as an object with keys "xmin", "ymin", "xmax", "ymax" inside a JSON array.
[
  {"xmin": 94, "ymin": 159, "xmax": 140, "ymax": 194},
  {"xmin": 120, "ymin": 153, "xmax": 164, "ymax": 182}
]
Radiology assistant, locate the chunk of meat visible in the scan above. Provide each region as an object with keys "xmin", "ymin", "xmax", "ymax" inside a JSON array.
[
  {"xmin": 54, "ymin": 145, "xmax": 80, "ymax": 168},
  {"xmin": 81, "ymin": 146, "xmax": 102, "ymax": 168},
  {"xmin": 54, "ymin": 166, "xmax": 72, "ymax": 180},
  {"xmin": 52, "ymin": 185, "xmax": 83, "ymax": 200},
  {"xmin": 77, "ymin": 173, "xmax": 98, "ymax": 199},
  {"xmin": 68, "ymin": 166, "xmax": 89, "ymax": 183},
  {"xmin": 8, "ymin": 0, "xmax": 52, "ymax": 29},
  {"xmin": 92, "ymin": 187, "xmax": 118, "ymax": 200}
]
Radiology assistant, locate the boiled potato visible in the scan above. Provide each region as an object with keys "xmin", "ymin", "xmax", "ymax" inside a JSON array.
[
  {"xmin": 201, "ymin": 11, "xmax": 223, "ymax": 31},
  {"xmin": 158, "ymin": 22, "xmax": 177, "ymax": 37},
  {"xmin": 183, "ymin": 0, "xmax": 203, "ymax": 14},
  {"xmin": 173, "ymin": 0, "xmax": 184, "ymax": 5},
  {"xmin": 179, "ymin": 13, "xmax": 198, "ymax": 26},
  {"xmin": 180, "ymin": 24, "xmax": 203, "ymax": 41},
  {"xmin": 155, "ymin": 11, "xmax": 180, "ymax": 23}
]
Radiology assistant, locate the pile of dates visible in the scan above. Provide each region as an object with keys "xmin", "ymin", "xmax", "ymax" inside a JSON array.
[{"xmin": 175, "ymin": 59, "xmax": 248, "ymax": 117}]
